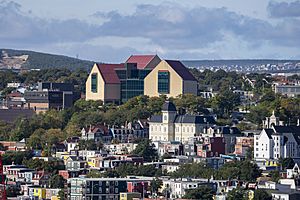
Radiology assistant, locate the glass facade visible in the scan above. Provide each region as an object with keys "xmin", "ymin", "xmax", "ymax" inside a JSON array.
[
  {"xmin": 158, "ymin": 71, "xmax": 170, "ymax": 93},
  {"xmin": 116, "ymin": 64, "xmax": 151, "ymax": 103},
  {"xmin": 91, "ymin": 73, "xmax": 97, "ymax": 93}
]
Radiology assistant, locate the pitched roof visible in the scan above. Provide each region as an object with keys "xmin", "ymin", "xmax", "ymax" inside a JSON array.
[
  {"xmin": 264, "ymin": 129, "xmax": 274, "ymax": 139},
  {"xmin": 175, "ymin": 115, "xmax": 216, "ymax": 124},
  {"xmin": 96, "ymin": 63, "xmax": 124, "ymax": 84},
  {"xmin": 149, "ymin": 115, "xmax": 163, "ymax": 123},
  {"xmin": 126, "ymin": 55, "xmax": 157, "ymax": 69},
  {"xmin": 162, "ymin": 101, "xmax": 176, "ymax": 112},
  {"xmin": 165, "ymin": 60, "xmax": 197, "ymax": 81}
]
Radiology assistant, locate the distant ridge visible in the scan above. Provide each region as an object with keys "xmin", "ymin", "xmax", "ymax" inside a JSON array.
[
  {"xmin": 0, "ymin": 49, "xmax": 94, "ymax": 71},
  {"xmin": 182, "ymin": 59, "xmax": 300, "ymax": 73}
]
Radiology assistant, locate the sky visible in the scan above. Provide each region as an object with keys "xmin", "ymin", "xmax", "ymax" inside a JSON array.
[{"xmin": 1, "ymin": 0, "xmax": 300, "ymax": 62}]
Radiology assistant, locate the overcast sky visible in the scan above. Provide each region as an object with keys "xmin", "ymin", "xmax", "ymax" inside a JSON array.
[{"xmin": 1, "ymin": 0, "xmax": 300, "ymax": 62}]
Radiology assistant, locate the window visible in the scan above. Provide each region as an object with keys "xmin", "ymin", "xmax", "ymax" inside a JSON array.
[
  {"xmin": 91, "ymin": 73, "xmax": 98, "ymax": 93},
  {"xmin": 158, "ymin": 71, "xmax": 170, "ymax": 93}
]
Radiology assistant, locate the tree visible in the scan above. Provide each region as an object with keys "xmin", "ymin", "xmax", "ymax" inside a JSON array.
[
  {"xmin": 269, "ymin": 170, "xmax": 280, "ymax": 183},
  {"xmin": 254, "ymin": 189, "xmax": 271, "ymax": 200},
  {"xmin": 215, "ymin": 160, "xmax": 261, "ymax": 181},
  {"xmin": 245, "ymin": 147, "xmax": 254, "ymax": 160},
  {"xmin": 227, "ymin": 187, "xmax": 246, "ymax": 200},
  {"xmin": 131, "ymin": 139, "xmax": 158, "ymax": 162},
  {"xmin": 58, "ymin": 189, "xmax": 66, "ymax": 200},
  {"xmin": 86, "ymin": 170, "xmax": 104, "ymax": 178},
  {"xmin": 26, "ymin": 128, "xmax": 46, "ymax": 149},
  {"xmin": 2, "ymin": 151, "xmax": 33, "ymax": 165},
  {"xmin": 49, "ymin": 174, "xmax": 65, "ymax": 188},
  {"xmin": 183, "ymin": 186, "xmax": 214, "ymax": 200},
  {"xmin": 150, "ymin": 177, "xmax": 162, "ymax": 197},
  {"xmin": 279, "ymin": 157, "xmax": 295, "ymax": 170},
  {"xmin": 171, "ymin": 163, "xmax": 213, "ymax": 179}
]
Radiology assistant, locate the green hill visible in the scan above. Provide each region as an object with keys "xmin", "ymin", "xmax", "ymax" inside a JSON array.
[{"xmin": 0, "ymin": 49, "xmax": 94, "ymax": 70}]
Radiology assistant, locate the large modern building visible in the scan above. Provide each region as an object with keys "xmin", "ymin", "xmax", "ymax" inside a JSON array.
[
  {"xmin": 24, "ymin": 82, "xmax": 80, "ymax": 113},
  {"xmin": 85, "ymin": 55, "xmax": 198, "ymax": 103},
  {"xmin": 144, "ymin": 60, "xmax": 198, "ymax": 98},
  {"xmin": 85, "ymin": 55, "xmax": 161, "ymax": 104},
  {"xmin": 149, "ymin": 101, "xmax": 216, "ymax": 143}
]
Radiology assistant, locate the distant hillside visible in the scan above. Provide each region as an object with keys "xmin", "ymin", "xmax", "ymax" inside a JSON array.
[
  {"xmin": 0, "ymin": 49, "xmax": 94, "ymax": 70},
  {"xmin": 182, "ymin": 59, "xmax": 300, "ymax": 73}
]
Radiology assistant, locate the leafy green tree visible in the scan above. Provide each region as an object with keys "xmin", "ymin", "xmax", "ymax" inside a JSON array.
[
  {"xmin": 254, "ymin": 189, "xmax": 271, "ymax": 200},
  {"xmin": 269, "ymin": 170, "xmax": 280, "ymax": 182},
  {"xmin": 150, "ymin": 177, "xmax": 163, "ymax": 196},
  {"xmin": 58, "ymin": 189, "xmax": 66, "ymax": 200},
  {"xmin": 26, "ymin": 128, "xmax": 46, "ymax": 149},
  {"xmin": 49, "ymin": 174, "xmax": 65, "ymax": 188},
  {"xmin": 171, "ymin": 163, "xmax": 213, "ymax": 179},
  {"xmin": 78, "ymin": 140, "xmax": 103, "ymax": 151},
  {"xmin": 245, "ymin": 147, "xmax": 254, "ymax": 160},
  {"xmin": 227, "ymin": 187, "xmax": 246, "ymax": 200},
  {"xmin": 23, "ymin": 159, "xmax": 46, "ymax": 170},
  {"xmin": 216, "ymin": 160, "xmax": 261, "ymax": 181},
  {"xmin": 173, "ymin": 94, "xmax": 207, "ymax": 114},
  {"xmin": 86, "ymin": 170, "xmax": 104, "ymax": 178},
  {"xmin": 2, "ymin": 151, "xmax": 33, "ymax": 165},
  {"xmin": 279, "ymin": 157, "xmax": 295, "ymax": 170},
  {"xmin": 131, "ymin": 139, "xmax": 158, "ymax": 162},
  {"xmin": 183, "ymin": 186, "xmax": 214, "ymax": 200},
  {"xmin": 210, "ymin": 90, "xmax": 240, "ymax": 117}
]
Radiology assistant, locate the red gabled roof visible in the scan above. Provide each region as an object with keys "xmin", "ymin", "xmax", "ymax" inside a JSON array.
[
  {"xmin": 96, "ymin": 63, "xmax": 124, "ymax": 84},
  {"xmin": 126, "ymin": 55, "xmax": 157, "ymax": 69}
]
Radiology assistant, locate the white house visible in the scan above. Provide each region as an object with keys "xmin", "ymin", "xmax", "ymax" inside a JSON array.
[{"xmin": 287, "ymin": 163, "xmax": 300, "ymax": 179}]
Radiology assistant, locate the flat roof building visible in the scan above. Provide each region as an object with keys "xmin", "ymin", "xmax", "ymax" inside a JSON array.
[{"xmin": 24, "ymin": 82, "xmax": 80, "ymax": 113}]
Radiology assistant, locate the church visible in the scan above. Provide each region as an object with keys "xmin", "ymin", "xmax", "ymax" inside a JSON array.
[{"xmin": 149, "ymin": 101, "xmax": 216, "ymax": 143}]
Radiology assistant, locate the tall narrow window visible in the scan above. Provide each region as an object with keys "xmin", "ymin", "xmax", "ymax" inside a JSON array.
[
  {"xmin": 158, "ymin": 71, "xmax": 170, "ymax": 93},
  {"xmin": 91, "ymin": 73, "xmax": 98, "ymax": 93}
]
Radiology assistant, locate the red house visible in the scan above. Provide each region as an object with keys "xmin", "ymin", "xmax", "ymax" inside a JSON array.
[
  {"xmin": 196, "ymin": 137, "xmax": 225, "ymax": 157},
  {"xmin": 127, "ymin": 180, "xmax": 149, "ymax": 196}
]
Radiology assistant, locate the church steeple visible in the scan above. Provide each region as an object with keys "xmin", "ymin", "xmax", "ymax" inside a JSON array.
[{"xmin": 262, "ymin": 110, "xmax": 284, "ymax": 128}]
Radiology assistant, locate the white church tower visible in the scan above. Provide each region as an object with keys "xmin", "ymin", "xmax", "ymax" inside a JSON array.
[{"xmin": 262, "ymin": 110, "xmax": 283, "ymax": 128}]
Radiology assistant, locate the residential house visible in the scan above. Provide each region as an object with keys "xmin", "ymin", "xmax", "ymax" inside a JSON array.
[
  {"xmin": 64, "ymin": 137, "xmax": 80, "ymax": 152},
  {"xmin": 65, "ymin": 156, "xmax": 86, "ymax": 172},
  {"xmin": 234, "ymin": 136, "xmax": 254, "ymax": 156},
  {"xmin": 287, "ymin": 163, "xmax": 300, "ymax": 179},
  {"xmin": 81, "ymin": 125, "xmax": 112, "ymax": 143},
  {"xmin": 111, "ymin": 120, "xmax": 149, "ymax": 143},
  {"xmin": 196, "ymin": 137, "xmax": 225, "ymax": 158}
]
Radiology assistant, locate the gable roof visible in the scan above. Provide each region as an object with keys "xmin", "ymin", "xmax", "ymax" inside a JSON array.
[
  {"xmin": 96, "ymin": 63, "xmax": 124, "ymax": 84},
  {"xmin": 264, "ymin": 129, "xmax": 274, "ymax": 139},
  {"xmin": 175, "ymin": 115, "xmax": 216, "ymax": 124},
  {"xmin": 126, "ymin": 55, "xmax": 157, "ymax": 69},
  {"xmin": 165, "ymin": 60, "xmax": 197, "ymax": 81}
]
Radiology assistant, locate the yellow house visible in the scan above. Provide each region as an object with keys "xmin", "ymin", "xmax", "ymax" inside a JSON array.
[
  {"xmin": 87, "ymin": 157, "xmax": 101, "ymax": 168},
  {"xmin": 85, "ymin": 63, "xmax": 124, "ymax": 104},
  {"xmin": 33, "ymin": 188, "xmax": 46, "ymax": 199},
  {"xmin": 120, "ymin": 192, "xmax": 141, "ymax": 200},
  {"xmin": 144, "ymin": 60, "xmax": 198, "ymax": 98}
]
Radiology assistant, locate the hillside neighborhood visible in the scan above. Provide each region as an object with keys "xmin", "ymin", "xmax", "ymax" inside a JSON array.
[{"xmin": 0, "ymin": 54, "xmax": 300, "ymax": 200}]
